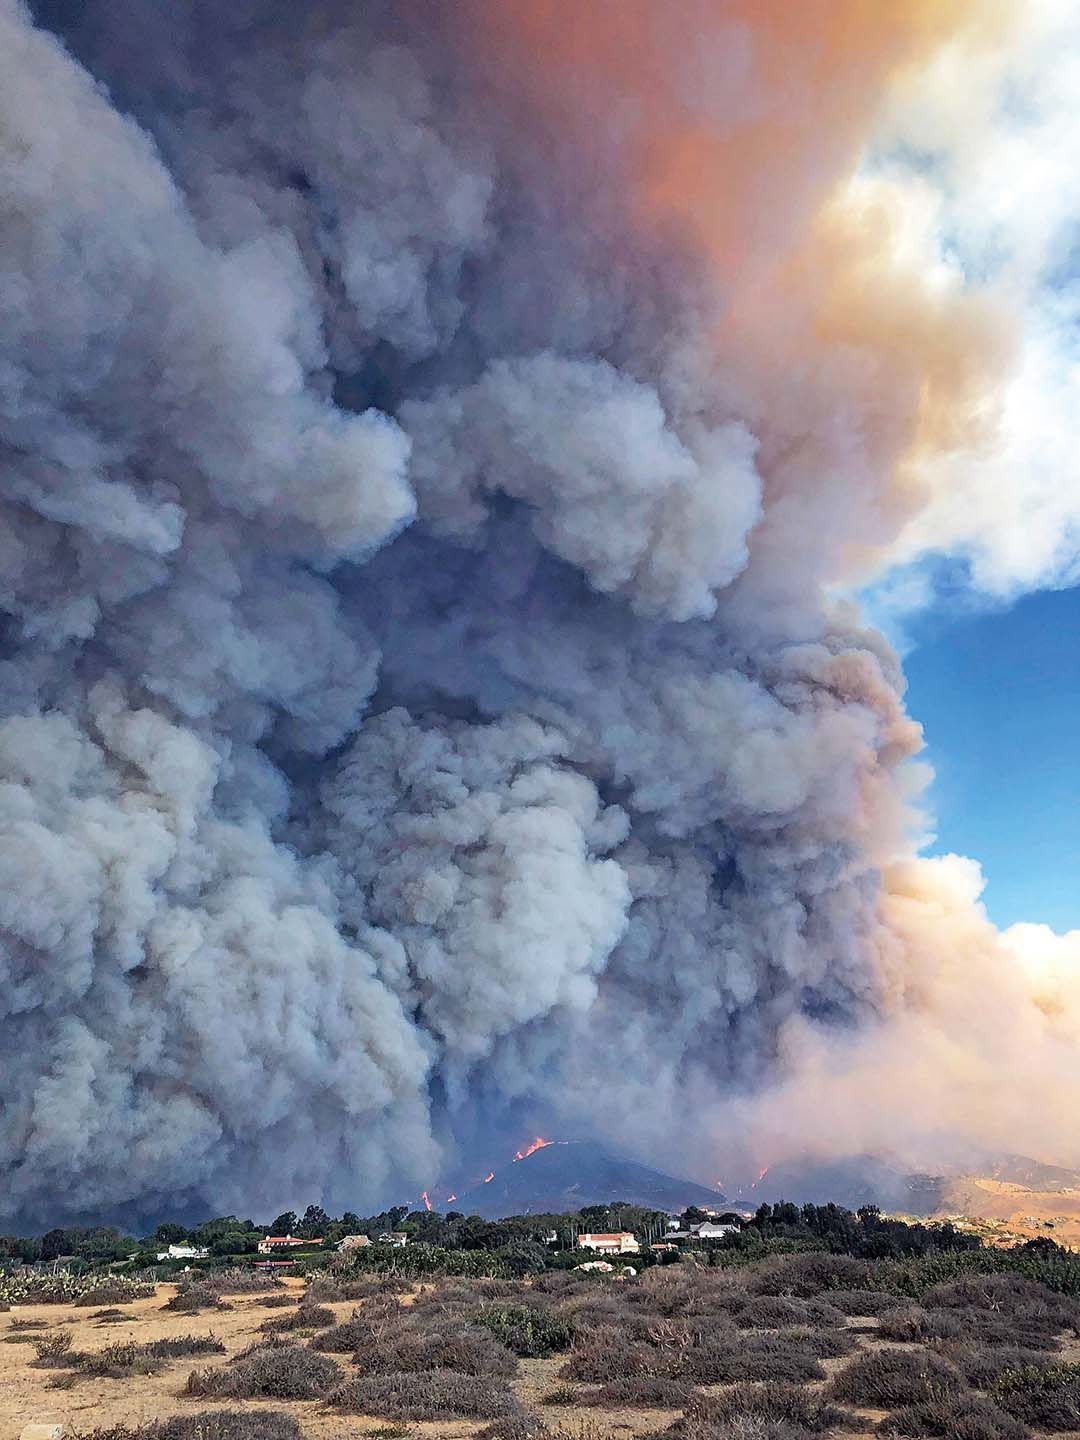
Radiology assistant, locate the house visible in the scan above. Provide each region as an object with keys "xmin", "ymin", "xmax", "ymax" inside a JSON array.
[
  {"xmin": 649, "ymin": 1242, "xmax": 679, "ymax": 1253},
  {"xmin": 155, "ymin": 1244, "xmax": 209, "ymax": 1261},
  {"xmin": 257, "ymin": 1233, "xmax": 321, "ymax": 1254},
  {"xmin": 576, "ymin": 1232, "xmax": 640, "ymax": 1256},
  {"xmin": 337, "ymin": 1234, "xmax": 372, "ymax": 1251},
  {"xmin": 695, "ymin": 1222, "xmax": 740, "ymax": 1240},
  {"xmin": 377, "ymin": 1231, "xmax": 408, "ymax": 1248}
]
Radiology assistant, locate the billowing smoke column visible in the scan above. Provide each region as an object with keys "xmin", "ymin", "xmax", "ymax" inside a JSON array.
[{"xmin": 1, "ymin": 0, "xmax": 1078, "ymax": 1224}]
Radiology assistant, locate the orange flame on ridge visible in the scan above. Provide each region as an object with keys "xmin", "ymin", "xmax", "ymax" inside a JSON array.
[
  {"xmin": 420, "ymin": 1190, "xmax": 433, "ymax": 1212},
  {"xmin": 513, "ymin": 1136, "xmax": 553, "ymax": 1162},
  {"xmin": 483, "ymin": 1172, "xmax": 495, "ymax": 1184}
]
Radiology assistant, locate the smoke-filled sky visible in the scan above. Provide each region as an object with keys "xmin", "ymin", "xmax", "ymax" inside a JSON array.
[{"xmin": 2, "ymin": 0, "xmax": 1079, "ymax": 1226}]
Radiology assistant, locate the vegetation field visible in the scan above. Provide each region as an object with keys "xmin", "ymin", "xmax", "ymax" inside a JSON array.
[{"xmin": 8, "ymin": 1236, "xmax": 1080, "ymax": 1440}]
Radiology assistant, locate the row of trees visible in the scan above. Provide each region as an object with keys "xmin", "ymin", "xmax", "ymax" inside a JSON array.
[{"xmin": 0, "ymin": 1198, "xmax": 998, "ymax": 1271}]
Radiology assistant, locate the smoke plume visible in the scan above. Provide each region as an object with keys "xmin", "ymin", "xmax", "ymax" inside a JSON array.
[{"xmin": 1, "ymin": 0, "xmax": 1077, "ymax": 1222}]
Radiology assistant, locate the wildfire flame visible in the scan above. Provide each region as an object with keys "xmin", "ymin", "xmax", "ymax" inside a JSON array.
[
  {"xmin": 446, "ymin": 1194, "xmax": 456, "ymax": 1203},
  {"xmin": 513, "ymin": 1136, "xmax": 553, "ymax": 1162},
  {"xmin": 420, "ymin": 1190, "xmax": 432, "ymax": 1212},
  {"xmin": 482, "ymin": 1172, "xmax": 494, "ymax": 1184}
]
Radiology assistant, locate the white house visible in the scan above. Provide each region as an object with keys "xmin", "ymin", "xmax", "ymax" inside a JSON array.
[
  {"xmin": 377, "ymin": 1231, "xmax": 408, "ymax": 1247},
  {"xmin": 337, "ymin": 1234, "xmax": 372, "ymax": 1251},
  {"xmin": 155, "ymin": 1243, "xmax": 209, "ymax": 1261},
  {"xmin": 695, "ymin": 1222, "xmax": 740, "ymax": 1240},
  {"xmin": 257, "ymin": 1233, "xmax": 321, "ymax": 1254},
  {"xmin": 576, "ymin": 1232, "xmax": 640, "ymax": 1255}
]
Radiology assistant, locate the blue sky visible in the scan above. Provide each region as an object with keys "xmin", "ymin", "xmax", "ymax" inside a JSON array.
[{"xmin": 902, "ymin": 584, "xmax": 1080, "ymax": 934}]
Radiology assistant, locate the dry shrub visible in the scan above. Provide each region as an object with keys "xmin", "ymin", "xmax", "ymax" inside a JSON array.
[
  {"xmin": 880, "ymin": 1391, "xmax": 1029, "ymax": 1440},
  {"xmin": 925, "ymin": 1275, "xmax": 1079, "ymax": 1327},
  {"xmin": 775, "ymin": 1324, "xmax": 857, "ymax": 1359},
  {"xmin": 205, "ymin": 1268, "xmax": 282, "ymax": 1296},
  {"xmin": 630, "ymin": 1267, "xmax": 745, "ymax": 1319},
  {"xmin": 735, "ymin": 1295, "xmax": 845, "ymax": 1330},
  {"xmin": 675, "ymin": 1382, "xmax": 857, "ymax": 1434},
  {"xmin": 186, "ymin": 1343, "xmax": 341, "ymax": 1400},
  {"xmin": 957, "ymin": 1346, "xmax": 1062, "ymax": 1391},
  {"xmin": 351, "ymin": 1322, "xmax": 518, "ymax": 1377},
  {"xmin": 305, "ymin": 1271, "xmax": 409, "ymax": 1302},
  {"xmin": 992, "ymin": 1361, "xmax": 1080, "ymax": 1430},
  {"xmin": 677, "ymin": 1333, "xmax": 826, "ymax": 1385},
  {"xmin": 827, "ymin": 1288, "xmax": 903, "ymax": 1316},
  {"xmin": 828, "ymin": 1348, "xmax": 966, "ymax": 1407},
  {"xmin": 311, "ymin": 1298, "xmax": 401, "ymax": 1353},
  {"xmin": 255, "ymin": 1294, "xmax": 297, "ymax": 1309},
  {"xmin": 477, "ymin": 1415, "xmax": 550, "ymax": 1440},
  {"xmin": 581, "ymin": 1376, "xmax": 694, "ymax": 1408},
  {"xmin": 750, "ymin": 1253, "xmax": 872, "ymax": 1298},
  {"xmin": 50, "ymin": 1334, "xmax": 225, "ymax": 1379},
  {"xmin": 163, "ymin": 1282, "xmax": 229, "ymax": 1314},
  {"xmin": 71, "ymin": 1281, "xmax": 154, "ymax": 1307},
  {"xmin": 560, "ymin": 1324, "xmax": 674, "ymax": 1382},
  {"xmin": 879, "ymin": 1306, "xmax": 967, "ymax": 1343},
  {"xmin": 81, "ymin": 1412, "xmax": 302, "ymax": 1440},
  {"xmin": 259, "ymin": 1303, "xmax": 335, "ymax": 1333},
  {"xmin": 328, "ymin": 1369, "xmax": 521, "ymax": 1419},
  {"xmin": 30, "ymin": 1331, "xmax": 74, "ymax": 1365}
]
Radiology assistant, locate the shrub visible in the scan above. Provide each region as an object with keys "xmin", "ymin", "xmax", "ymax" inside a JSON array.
[
  {"xmin": 881, "ymin": 1391, "xmax": 1029, "ymax": 1440},
  {"xmin": 735, "ymin": 1295, "xmax": 845, "ymax": 1329},
  {"xmin": 751, "ymin": 1253, "xmax": 873, "ymax": 1297},
  {"xmin": 352, "ymin": 1323, "xmax": 518, "ymax": 1377},
  {"xmin": 46, "ymin": 1334, "xmax": 226, "ymax": 1379},
  {"xmin": 328, "ymin": 1369, "xmax": 521, "ymax": 1419},
  {"xmin": 305, "ymin": 1271, "xmax": 409, "ymax": 1302},
  {"xmin": 163, "ymin": 1282, "xmax": 228, "ymax": 1313},
  {"xmin": 540, "ymin": 1386, "xmax": 581, "ymax": 1405},
  {"xmin": 828, "ymin": 1349, "xmax": 966, "ymax": 1407},
  {"xmin": 81, "ymin": 1413, "xmax": 302, "ymax": 1440},
  {"xmin": 90, "ymin": 1308, "xmax": 128, "ymax": 1322},
  {"xmin": 775, "ymin": 1324, "xmax": 857, "ymax": 1359},
  {"xmin": 677, "ymin": 1333, "xmax": 826, "ymax": 1385},
  {"xmin": 992, "ymin": 1362, "xmax": 1080, "ymax": 1430},
  {"xmin": 30, "ymin": 1331, "xmax": 74, "ymax": 1365},
  {"xmin": 560, "ymin": 1325, "xmax": 673, "ymax": 1381},
  {"xmin": 959, "ymin": 1346, "xmax": 1062, "ymax": 1391},
  {"xmin": 475, "ymin": 1304, "xmax": 575, "ymax": 1356},
  {"xmin": 0, "ymin": 1272, "xmax": 152, "ymax": 1306},
  {"xmin": 879, "ymin": 1306, "xmax": 967, "ymax": 1343},
  {"xmin": 203, "ymin": 1267, "xmax": 281, "ymax": 1296},
  {"xmin": 581, "ymin": 1376, "xmax": 694, "ymax": 1408},
  {"xmin": 71, "ymin": 1280, "xmax": 154, "ymax": 1307},
  {"xmin": 186, "ymin": 1343, "xmax": 342, "ymax": 1400},
  {"xmin": 311, "ymin": 1305, "xmax": 400, "ymax": 1353},
  {"xmin": 683, "ymin": 1381, "xmax": 856, "ymax": 1433},
  {"xmin": 256, "ymin": 1294, "xmax": 297, "ymax": 1308},
  {"xmin": 260, "ymin": 1303, "xmax": 335, "ymax": 1333},
  {"xmin": 827, "ymin": 1287, "xmax": 903, "ymax": 1316}
]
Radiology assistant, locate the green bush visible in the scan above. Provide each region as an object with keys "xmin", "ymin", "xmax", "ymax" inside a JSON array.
[
  {"xmin": 475, "ymin": 1304, "xmax": 575, "ymax": 1356},
  {"xmin": 992, "ymin": 1362, "xmax": 1080, "ymax": 1429},
  {"xmin": 259, "ymin": 1303, "xmax": 335, "ymax": 1333}
]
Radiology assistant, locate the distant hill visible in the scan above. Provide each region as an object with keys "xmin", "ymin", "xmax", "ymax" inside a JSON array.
[
  {"xmin": 452, "ymin": 1141, "xmax": 727, "ymax": 1220},
  {"xmin": 743, "ymin": 1153, "xmax": 945, "ymax": 1215}
]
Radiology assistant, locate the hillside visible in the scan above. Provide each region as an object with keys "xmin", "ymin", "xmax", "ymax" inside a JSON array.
[{"xmin": 452, "ymin": 1140, "xmax": 727, "ymax": 1219}]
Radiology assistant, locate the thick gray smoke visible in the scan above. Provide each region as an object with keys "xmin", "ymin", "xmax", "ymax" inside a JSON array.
[{"xmin": 0, "ymin": 0, "xmax": 935, "ymax": 1223}]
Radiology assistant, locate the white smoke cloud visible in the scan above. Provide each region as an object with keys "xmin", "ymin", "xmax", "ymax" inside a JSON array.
[{"xmin": 0, "ymin": 0, "xmax": 1078, "ymax": 1225}]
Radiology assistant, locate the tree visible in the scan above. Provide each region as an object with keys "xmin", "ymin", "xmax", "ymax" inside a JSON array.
[
  {"xmin": 154, "ymin": 1222, "xmax": 190, "ymax": 1244},
  {"xmin": 270, "ymin": 1211, "xmax": 298, "ymax": 1236},
  {"xmin": 298, "ymin": 1204, "xmax": 329, "ymax": 1238}
]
